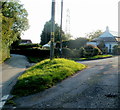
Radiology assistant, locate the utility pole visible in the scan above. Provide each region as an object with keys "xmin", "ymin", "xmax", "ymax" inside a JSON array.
[
  {"xmin": 59, "ymin": 0, "xmax": 63, "ymax": 58},
  {"xmin": 50, "ymin": 0, "xmax": 55, "ymax": 60}
]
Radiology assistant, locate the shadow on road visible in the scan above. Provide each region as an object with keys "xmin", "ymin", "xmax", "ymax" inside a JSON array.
[
  {"xmin": 2, "ymin": 54, "xmax": 29, "ymax": 69},
  {"xmin": 1, "ymin": 54, "xmax": 30, "ymax": 96}
]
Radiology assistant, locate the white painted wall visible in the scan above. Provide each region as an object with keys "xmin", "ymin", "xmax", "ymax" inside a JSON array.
[
  {"xmin": 87, "ymin": 41, "xmax": 118, "ymax": 53},
  {"xmin": 105, "ymin": 42, "xmax": 118, "ymax": 53}
]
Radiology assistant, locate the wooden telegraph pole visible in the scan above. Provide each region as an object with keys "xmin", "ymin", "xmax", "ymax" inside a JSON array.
[
  {"xmin": 50, "ymin": 0, "xmax": 55, "ymax": 60},
  {"xmin": 59, "ymin": 0, "xmax": 63, "ymax": 58}
]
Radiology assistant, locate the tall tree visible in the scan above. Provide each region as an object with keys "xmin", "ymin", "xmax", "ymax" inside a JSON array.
[
  {"xmin": 0, "ymin": 0, "xmax": 29, "ymax": 62},
  {"xmin": 1, "ymin": 0, "xmax": 29, "ymax": 46},
  {"xmin": 40, "ymin": 20, "xmax": 68, "ymax": 45},
  {"xmin": 86, "ymin": 30, "xmax": 103, "ymax": 40}
]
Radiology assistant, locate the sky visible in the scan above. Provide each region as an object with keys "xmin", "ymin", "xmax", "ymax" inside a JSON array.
[{"xmin": 20, "ymin": 0, "xmax": 119, "ymax": 43}]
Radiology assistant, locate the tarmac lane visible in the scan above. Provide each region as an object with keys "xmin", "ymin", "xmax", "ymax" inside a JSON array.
[
  {"xmin": 0, "ymin": 54, "xmax": 30, "ymax": 109},
  {"xmin": 8, "ymin": 56, "xmax": 119, "ymax": 109}
]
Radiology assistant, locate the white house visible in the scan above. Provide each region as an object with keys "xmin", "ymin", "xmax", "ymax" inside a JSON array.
[{"xmin": 87, "ymin": 26, "xmax": 118, "ymax": 53}]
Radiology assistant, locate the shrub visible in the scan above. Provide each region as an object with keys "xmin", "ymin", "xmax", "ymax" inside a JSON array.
[
  {"xmin": 101, "ymin": 47, "xmax": 108, "ymax": 54},
  {"xmin": 61, "ymin": 48, "xmax": 83, "ymax": 58},
  {"xmin": 97, "ymin": 41, "xmax": 108, "ymax": 54},
  {"xmin": 62, "ymin": 48, "xmax": 74, "ymax": 58},
  {"xmin": 113, "ymin": 45, "xmax": 120, "ymax": 55},
  {"xmin": 0, "ymin": 43, "xmax": 10, "ymax": 63},
  {"xmin": 11, "ymin": 48, "xmax": 50, "ymax": 58},
  {"xmin": 12, "ymin": 43, "xmax": 42, "ymax": 49},
  {"xmin": 79, "ymin": 47, "xmax": 85, "ymax": 58},
  {"xmin": 83, "ymin": 44, "xmax": 102, "ymax": 58},
  {"xmin": 72, "ymin": 49, "xmax": 81, "ymax": 58}
]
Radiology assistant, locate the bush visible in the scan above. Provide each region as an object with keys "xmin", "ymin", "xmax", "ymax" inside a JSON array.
[
  {"xmin": 11, "ymin": 48, "xmax": 50, "ymax": 58},
  {"xmin": 0, "ymin": 43, "xmax": 10, "ymax": 63},
  {"xmin": 83, "ymin": 44, "xmax": 102, "ymax": 58},
  {"xmin": 79, "ymin": 47, "xmax": 85, "ymax": 58},
  {"xmin": 97, "ymin": 41, "xmax": 108, "ymax": 54},
  {"xmin": 62, "ymin": 38, "xmax": 88, "ymax": 49},
  {"xmin": 11, "ymin": 58, "xmax": 86, "ymax": 96},
  {"xmin": 12, "ymin": 43, "xmax": 42, "ymax": 49},
  {"xmin": 62, "ymin": 48, "xmax": 74, "ymax": 58},
  {"xmin": 113, "ymin": 45, "xmax": 120, "ymax": 55},
  {"xmin": 72, "ymin": 49, "xmax": 81, "ymax": 58},
  {"xmin": 101, "ymin": 47, "xmax": 108, "ymax": 54}
]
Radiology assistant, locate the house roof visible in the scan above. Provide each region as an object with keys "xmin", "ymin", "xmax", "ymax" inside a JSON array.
[
  {"xmin": 92, "ymin": 26, "xmax": 118, "ymax": 42},
  {"xmin": 92, "ymin": 37, "xmax": 117, "ymax": 42},
  {"xmin": 99, "ymin": 26, "xmax": 114, "ymax": 38},
  {"xmin": 110, "ymin": 31, "xmax": 118, "ymax": 37}
]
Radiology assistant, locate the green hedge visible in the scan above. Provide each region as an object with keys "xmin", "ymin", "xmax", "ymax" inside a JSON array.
[
  {"xmin": 10, "ymin": 45, "xmax": 103, "ymax": 61},
  {"xmin": 11, "ymin": 48, "xmax": 50, "ymax": 58},
  {"xmin": 0, "ymin": 43, "xmax": 10, "ymax": 63},
  {"xmin": 11, "ymin": 43, "xmax": 42, "ymax": 49},
  {"xmin": 113, "ymin": 45, "xmax": 120, "ymax": 55},
  {"xmin": 11, "ymin": 48, "xmax": 75, "ymax": 59}
]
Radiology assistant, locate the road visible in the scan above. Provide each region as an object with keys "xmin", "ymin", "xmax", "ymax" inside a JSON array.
[
  {"xmin": 11, "ymin": 56, "xmax": 119, "ymax": 108},
  {"xmin": 0, "ymin": 54, "xmax": 29, "ymax": 109}
]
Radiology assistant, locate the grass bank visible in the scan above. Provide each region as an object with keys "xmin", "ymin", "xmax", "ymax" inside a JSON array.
[
  {"xmin": 72, "ymin": 55, "xmax": 113, "ymax": 61},
  {"xmin": 11, "ymin": 58, "xmax": 86, "ymax": 96}
]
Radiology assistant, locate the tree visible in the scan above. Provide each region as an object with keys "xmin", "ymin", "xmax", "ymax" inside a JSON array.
[
  {"xmin": 1, "ymin": 0, "xmax": 29, "ymax": 46},
  {"xmin": 10, "ymin": 35, "xmax": 21, "ymax": 49},
  {"xmin": 40, "ymin": 20, "xmax": 67, "ymax": 45},
  {"xmin": 0, "ymin": 0, "xmax": 29, "ymax": 62},
  {"xmin": 97, "ymin": 41, "xmax": 108, "ymax": 54},
  {"xmin": 86, "ymin": 30, "xmax": 103, "ymax": 40},
  {"xmin": 62, "ymin": 37, "xmax": 88, "ymax": 49},
  {"xmin": 83, "ymin": 44, "xmax": 102, "ymax": 57},
  {"xmin": 113, "ymin": 45, "xmax": 120, "ymax": 55},
  {"xmin": 2, "ymin": 0, "xmax": 29, "ymax": 33},
  {"xmin": 64, "ymin": 33, "xmax": 72, "ymax": 40}
]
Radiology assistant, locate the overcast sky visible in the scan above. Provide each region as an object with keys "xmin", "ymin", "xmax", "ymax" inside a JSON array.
[{"xmin": 20, "ymin": 0, "xmax": 119, "ymax": 43}]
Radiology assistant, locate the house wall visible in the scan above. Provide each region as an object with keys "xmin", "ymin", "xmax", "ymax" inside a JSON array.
[
  {"xmin": 87, "ymin": 41, "xmax": 118, "ymax": 53},
  {"xmin": 105, "ymin": 42, "xmax": 118, "ymax": 53}
]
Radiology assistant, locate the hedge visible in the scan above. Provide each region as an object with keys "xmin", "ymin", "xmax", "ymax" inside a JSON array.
[
  {"xmin": 11, "ymin": 43, "xmax": 42, "ymax": 49},
  {"xmin": 11, "ymin": 48, "xmax": 50, "ymax": 58},
  {"xmin": 0, "ymin": 43, "xmax": 10, "ymax": 63}
]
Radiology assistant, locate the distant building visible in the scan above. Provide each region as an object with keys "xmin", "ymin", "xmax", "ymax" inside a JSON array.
[
  {"xmin": 20, "ymin": 39, "xmax": 32, "ymax": 44},
  {"xmin": 42, "ymin": 42, "xmax": 56, "ymax": 48},
  {"xmin": 87, "ymin": 26, "xmax": 118, "ymax": 53}
]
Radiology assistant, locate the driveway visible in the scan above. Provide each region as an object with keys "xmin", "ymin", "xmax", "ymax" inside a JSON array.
[
  {"xmin": 9, "ymin": 56, "xmax": 119, "ymax": 109},
  {"xmin": 0, "ymin": 54, "xmax": 30, "ymax": 108}
]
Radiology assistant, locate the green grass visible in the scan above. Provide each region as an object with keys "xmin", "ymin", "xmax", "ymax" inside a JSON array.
[
  {"xmin": 11, "ymin": 58, "xmax": 86, "ymax": 96},
  {"xmin": 72, "ymin": 55, "xmax": 113, "ymax": 61}
]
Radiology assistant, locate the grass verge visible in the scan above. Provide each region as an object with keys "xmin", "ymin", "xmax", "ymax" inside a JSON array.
[
  {"xmin": 72, "ymin": 55, "xmax": 113, "ymax": 61},
  {"xmin": 11, "ymin": 58, "xmax": 86, "ymax": 96}
]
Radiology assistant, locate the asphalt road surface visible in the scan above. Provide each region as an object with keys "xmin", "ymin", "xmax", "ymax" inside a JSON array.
[
  {"xmin": 10, "ymin": 56, "xmax": 119, "ymax": 109},
  {"xmin": 0, "ymin": 54, "xmax": 29, "ymax": 109}
]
